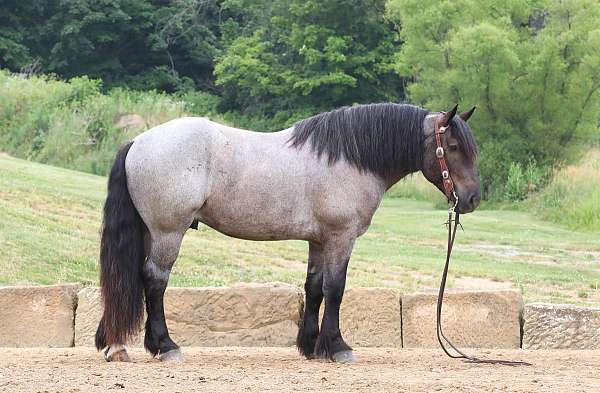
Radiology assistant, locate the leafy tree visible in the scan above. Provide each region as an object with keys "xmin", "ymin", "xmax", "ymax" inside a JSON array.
[
  {"xmin": 387, "ymin": 0, "xmax": 600, "ymax": 197},
  {"xmin": 0, "ymin": 0, "xmax": 223, "ymax": 92},
  {"xmin": 142, "ymin": 0, "xmax": 223, "ymax": 92},
  {"xmin": 0, "ymin": 1, "xmax": 54, "ymax": 71},
  {"xmin": 215, "ymin": 0, "xmax": 404, "ymax": 118},
  {"xmin": 40, "ymin": 0, "xmax": 156, "ymax": 84}
]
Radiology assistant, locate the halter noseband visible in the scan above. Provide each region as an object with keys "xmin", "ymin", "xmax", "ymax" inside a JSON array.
[{"xmin": 434, "ymin": 114, "xmax": 458, "ymax": 210}]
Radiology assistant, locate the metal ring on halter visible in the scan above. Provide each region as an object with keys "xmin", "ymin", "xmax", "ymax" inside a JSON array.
[{"xmin": 442, "ymin": 170, "xmax": 449, "ymax": 179}]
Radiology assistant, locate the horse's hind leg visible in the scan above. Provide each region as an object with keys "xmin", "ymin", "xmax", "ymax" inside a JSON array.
[
  {"xmin": 297, "ymin": 242, "xmax": 324, "ymax": 357},
  {"xmin": 143, "ymin": 230, "xmax": 185, "ymax": 362}
]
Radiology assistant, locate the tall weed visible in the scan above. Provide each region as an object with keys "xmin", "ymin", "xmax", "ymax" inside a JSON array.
[{"xmin": 530, "ymin": 149, "xmax": 600, "ymax": 232}]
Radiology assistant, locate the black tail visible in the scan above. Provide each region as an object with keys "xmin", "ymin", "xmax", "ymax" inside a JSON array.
[{"xmin": 95, "ymin": 141, "xmax": 146, "ymax": 350}]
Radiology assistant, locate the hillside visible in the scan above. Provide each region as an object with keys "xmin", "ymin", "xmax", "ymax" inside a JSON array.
[{"xmin": 1, "ymin": 153, "xmax": 599, "ymax": 305}]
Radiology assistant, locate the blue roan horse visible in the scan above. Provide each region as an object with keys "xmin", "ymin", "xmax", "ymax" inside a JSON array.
[{"xmin": 95, "ymin": 103, "xmax": 480, "ymax": 363}]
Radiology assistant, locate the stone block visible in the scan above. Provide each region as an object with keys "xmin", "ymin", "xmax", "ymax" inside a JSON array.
[
  {"xmin": 523, "ymin": 303, "xmax": 600, "ymax": 350},
  {"xmin": 402, "ymin": 290, "xmax": 522, "ymax": 348},
  {"xmin": 0, "ymin": 284, "xmax": 78, "ymax": 347},
  {"xmin": 75, "ymin": 283, "xmax": 304, "ymax": 347},
  {"xmin": 324, "ymin": 288, "xmax": 402, "ymax": 347}
]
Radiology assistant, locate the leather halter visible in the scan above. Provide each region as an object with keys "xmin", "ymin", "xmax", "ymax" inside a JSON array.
[{"xmin": 433, "ymin": 114, "xmax": 457, "ymax": 203}]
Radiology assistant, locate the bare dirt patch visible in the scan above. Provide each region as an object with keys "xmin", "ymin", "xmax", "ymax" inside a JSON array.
[
  {"xmin": 1, "ymin": 347, "xmax": 599, "ymax": 392},
  {"xmin": 454, "ymin": 276, "xmax": 513, "ymax": 290}
]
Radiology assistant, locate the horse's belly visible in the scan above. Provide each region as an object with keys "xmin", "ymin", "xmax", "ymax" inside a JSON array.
[{"xmin": 197, "ymin": 201, "xmax": 317, "ymax": 241}]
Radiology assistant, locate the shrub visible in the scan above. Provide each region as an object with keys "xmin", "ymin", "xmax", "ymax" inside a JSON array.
[{"xmin": 504, "ymin": 160, "xmax": 545, "ymax": 202}]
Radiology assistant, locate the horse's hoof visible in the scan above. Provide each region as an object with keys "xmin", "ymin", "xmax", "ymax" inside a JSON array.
[
  {"xmin": 158, "ymin": 348, "xmax": 185, "ymax": 363},
  {"xmin": 332, "ymin": 350, "xmax": 357, "ymax": 364},
  {"xmin": 103, "ymin": 345, "xmax": 131, "ymax": 362}
]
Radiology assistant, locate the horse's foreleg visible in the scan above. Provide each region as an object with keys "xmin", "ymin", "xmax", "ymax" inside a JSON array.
[
  {"xmin": 313, "ymin": 237, "xmax": 356, "ymax": 363},
  {"xmin": 297, "ymin": 242, "xmax": 324, "ymax": 358},
  {"xmin": 143, "ymin": 231, "xmax": 184, "ymax": 362}
]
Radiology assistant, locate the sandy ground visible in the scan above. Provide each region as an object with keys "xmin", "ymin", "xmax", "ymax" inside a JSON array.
[{"xmin": 1, "ymin": 347, "xmax": 599, "ymax": 393}]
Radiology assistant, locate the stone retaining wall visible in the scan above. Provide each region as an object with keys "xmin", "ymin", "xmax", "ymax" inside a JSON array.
[{"xmin": 2, "ymin": 284, "xmax": 599, "ymax": 350}]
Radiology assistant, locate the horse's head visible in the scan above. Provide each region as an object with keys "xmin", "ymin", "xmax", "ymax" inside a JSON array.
[{"xmin": 422, "ymin": 105, "xmax": 481, "ymax": 214}]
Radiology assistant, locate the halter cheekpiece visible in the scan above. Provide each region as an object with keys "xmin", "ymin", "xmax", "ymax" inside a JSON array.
[{"xmin": 433, "ymin": 113, "xmax": 458, "ymax": 209}]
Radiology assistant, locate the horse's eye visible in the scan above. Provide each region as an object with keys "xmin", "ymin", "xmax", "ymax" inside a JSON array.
[{"xmin": 449, "ymin": 144, "xmax": 459, "ymax": 151}]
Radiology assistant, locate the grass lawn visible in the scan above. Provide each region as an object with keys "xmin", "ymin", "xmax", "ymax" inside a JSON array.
[{"xmin": 1, "ymin": 153, "xmax": 599, "ymax": 305}]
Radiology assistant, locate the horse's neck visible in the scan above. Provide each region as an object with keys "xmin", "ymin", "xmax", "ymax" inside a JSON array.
[{"xmin": 381, "ymin": 168, "xmax": 420, "ymax": 191}]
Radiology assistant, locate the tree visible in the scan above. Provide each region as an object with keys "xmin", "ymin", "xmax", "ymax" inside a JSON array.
[
  {"xmin": 0, "ymin": 1, "xmax": 54, "ymax": 71},
  {"xmin": 215, "ymin": 0, "xmax": 404, "ymax": 118},
  {"xmin": 144, "ymin": 0, "xmax": 222, "ymax": 92},
  {"xmin": 0, "ymin": 0, "xmax": 223, "ymax": 92},
  {"xmin": 387, "ymin": 0, "xmax": 600, "ymax": 197}
]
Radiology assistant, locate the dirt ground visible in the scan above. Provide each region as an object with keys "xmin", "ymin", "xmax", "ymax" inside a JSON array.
[{"xmin": 1, "ymin": 347, "xmax": 599, "ymax": 393}]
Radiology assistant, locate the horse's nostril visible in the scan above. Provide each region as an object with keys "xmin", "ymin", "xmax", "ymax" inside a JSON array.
[{"xmin": 469, "ymin": 193, "xmax": 481, "ymax": 208}]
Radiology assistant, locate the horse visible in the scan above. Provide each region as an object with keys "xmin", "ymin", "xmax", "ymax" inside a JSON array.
[{"xmin": 95, "ymin": 103, "xmax": 480, "ymax": 363}]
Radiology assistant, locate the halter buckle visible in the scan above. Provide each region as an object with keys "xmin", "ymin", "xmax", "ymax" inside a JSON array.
[
  {"xmin": 438, "ymin": 125, "xmax": 448, "ymax": 134},
  {"xmin": 436, "ymin": 146, "xmax": 444, "ymax": 158},
  {"xmin": 442, "ymin": 170, "xmax": 449, "ymax": 179}
]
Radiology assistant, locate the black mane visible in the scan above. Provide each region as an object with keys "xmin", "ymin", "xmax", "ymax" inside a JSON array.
[
  {"xmin": 289, "ymin": 103, "xmax": 479, "ymax": 178},
  {"xmin": 289, "ymin": 103, "xmax": 429, "ymax": 178}
]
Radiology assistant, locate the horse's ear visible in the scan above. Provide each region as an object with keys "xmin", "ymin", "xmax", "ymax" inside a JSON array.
[
  {"xmin": 459, "ymin": 106, "xmax": 476, "ymax": 122},
  {"xmin": 440, "ymin": 104, "xmax": 458, "ymax": 126}
]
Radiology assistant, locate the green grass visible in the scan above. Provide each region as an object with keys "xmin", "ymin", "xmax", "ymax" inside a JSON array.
[{"xmin": 1, "ymin": 153, "xmax": 600, "ymax": 305}]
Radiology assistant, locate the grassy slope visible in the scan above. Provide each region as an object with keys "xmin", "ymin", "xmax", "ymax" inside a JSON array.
[{"xmin": 1, "ymin": 153, "xmax": 599, "ymax": 305}]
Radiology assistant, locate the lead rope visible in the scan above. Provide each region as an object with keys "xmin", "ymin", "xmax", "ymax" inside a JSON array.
[{"xmin": 436, "ymin": 193, "xmax": 531, "ymax": 366}]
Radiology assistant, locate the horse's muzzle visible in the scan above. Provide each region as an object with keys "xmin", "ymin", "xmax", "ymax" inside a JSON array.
[{"xmin": 456, "ymin": 190, "xmax": 481, "ymax": 214}]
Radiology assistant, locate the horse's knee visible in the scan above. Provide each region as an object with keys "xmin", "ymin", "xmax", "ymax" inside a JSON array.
[{"xmin": 322, "ymin": 280, "xmax": 345, "ymax": 303}]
